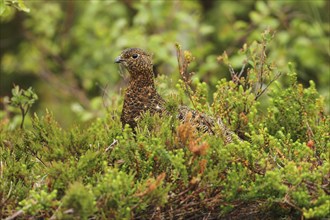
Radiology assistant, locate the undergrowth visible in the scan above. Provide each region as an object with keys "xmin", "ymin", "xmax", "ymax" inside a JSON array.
[{"xmin": 0, "ymin": 31, "xmax": 329, "ymax": 219}]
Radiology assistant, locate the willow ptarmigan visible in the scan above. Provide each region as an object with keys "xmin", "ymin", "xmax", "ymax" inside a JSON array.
[{"xmin": 115, "ymin": 48, "xmax": 234, "ymax": 143}]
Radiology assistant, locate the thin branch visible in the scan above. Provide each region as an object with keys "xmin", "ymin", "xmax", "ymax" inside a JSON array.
[
  {"xmin": 175, "ymin": 44, "xmax": 197, "ymax": 109},
  {"xmin": 258, "ymin": 43, "xmax": 266, "ymax": 95},
  {"xmin": 19, "ymin": 105, "xmax": 26, "ymax": 129},
  {"xmin": 238, "ymin": 61, "xmax": 247, "ymax": 79},
  {"xmin": 282, "ymin": 193, "xmax": 303, "ymax": 212},
  {"xmin": 229, "ymin": 62, "xmax": 247, "ymax": 85},
  {"xmin": 5, "ymin": 209, "xmax": 25, "ymax": 220},
  {"xmin": 105, "ymin": 139, "xmax": 118, "ymax": 152},
  {"xmin": 255, "ymin": 72, "xmax": 282, "ymax": 101}
]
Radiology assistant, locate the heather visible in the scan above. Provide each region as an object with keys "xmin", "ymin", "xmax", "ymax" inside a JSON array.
[{"xmin": 1, "ymin": 1, "xmax": 329, "ymax": 219}]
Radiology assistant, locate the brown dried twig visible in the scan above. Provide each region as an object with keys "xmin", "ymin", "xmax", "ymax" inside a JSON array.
[{"xmin": 175, "ymin": 43, "xmax": 196, "ymax": 108}]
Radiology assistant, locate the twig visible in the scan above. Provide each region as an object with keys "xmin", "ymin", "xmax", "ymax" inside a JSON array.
[
  {"xmin": 282, "ymin": 193, "xmax": 302, "ymax": 212},
  {"xmin": 258, "ymin": 42, "xmax": 266, "ymax": 95},
  {"xmin": 19, "ymin": 105, "xmax": 28, "ymax": 129},
  {"xmin": 31, "ymin": 150, "xmax": 47, "ymax": 167},
  {"xmin": 5, "ymin": 209, "xmax": 25, "ymax": 220},
  {"xmin": 254, "ymin": 72, "xmax": 282, "ymax": 101},
  {"xmin": 105, "ymin": 139, "xmax": 118, "ymax": 152},
  {"xmin": 306, "ymin": 122, "xmax": 315, "ymax": 138},
  {"xmin": 175, "ymin": 44, "xmax": 197, "ymax": 109},
  {"xmin": 237, "ymin": 61, "xmax": 247, "ymax": 79},
  {"xmin": 1, "ymin": 181, "xmax": 13, "ymax": 208},
  {"xmin": 49, "ymin": 204, "xmax": 62, "ymax": 220},
  {"xmin": 229, "ymin": 62, "xmax": 247, "ymax": 85}
]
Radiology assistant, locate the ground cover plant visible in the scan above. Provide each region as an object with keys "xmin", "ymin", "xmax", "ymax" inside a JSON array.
[
  {"xmin": 1, "ymin": 1, "xmax": 329, "ymax": 219},
  {"xmin": 1, "ymin": 28, "xmax": 329, "ymax": 219}
]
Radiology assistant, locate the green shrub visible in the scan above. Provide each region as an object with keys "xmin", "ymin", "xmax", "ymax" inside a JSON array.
[
  {"xmin": 0, "ymin": 31, "xmax": 329, "ymax": 219},
  {"xmin": 60, "ymin": 182, "xmax": 96, "ymax": 219}
]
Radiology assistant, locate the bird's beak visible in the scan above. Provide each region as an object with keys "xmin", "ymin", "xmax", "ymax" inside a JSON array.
[{"xmin": 115, "ymin": 56, "xmax": 124, "ymax": 63}]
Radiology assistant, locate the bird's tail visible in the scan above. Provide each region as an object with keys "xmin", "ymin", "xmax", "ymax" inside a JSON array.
[{"xmin": 178, "ymin": 105, "xmax": 240, "ymax": 144}]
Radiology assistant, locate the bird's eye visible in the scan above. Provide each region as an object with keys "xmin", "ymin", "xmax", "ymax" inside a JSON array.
[{"xmin": 132, "ymin": 54, "xmax": 139, "ymax": 59}]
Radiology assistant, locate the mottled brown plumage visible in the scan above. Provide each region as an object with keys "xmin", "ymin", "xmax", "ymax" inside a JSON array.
[
  {"xmin": 115, "ymin": 48, "xmax": 165, "ymax": 129},
  {"xmin": 115, "ymin": 48, "xmax": 235, "ymax": 143}
]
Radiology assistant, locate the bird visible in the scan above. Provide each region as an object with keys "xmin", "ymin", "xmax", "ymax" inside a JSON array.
[
  {"xmin": 115, "ymin": 48, "xmax": 165, "ymax": 129},
  {"xmin": 115, "ymin": 48, "xmax": 235, "ymax": 143}
]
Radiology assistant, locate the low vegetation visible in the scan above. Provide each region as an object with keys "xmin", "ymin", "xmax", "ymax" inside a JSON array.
[{"xmin": 1, "ymin": 31, "xmax": 329, "ymax": 219}]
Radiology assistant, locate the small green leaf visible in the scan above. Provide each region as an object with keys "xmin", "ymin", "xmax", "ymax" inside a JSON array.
[
  {"xmin": 17, "ymin": 0, "xmax": 30, "ymax": 12},
  {"xmin": 0, "ymin": 0, "xmax": 6, "ymax": 15}
]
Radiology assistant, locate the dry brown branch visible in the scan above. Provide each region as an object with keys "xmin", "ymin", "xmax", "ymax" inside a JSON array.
[{"xmin": 175, "ymin": 43, "xmax": 196, "ymax": 108}]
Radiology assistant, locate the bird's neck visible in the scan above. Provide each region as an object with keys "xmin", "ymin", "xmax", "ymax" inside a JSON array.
[{"xmin": 128, "ymin": 70, "xmax": 155, "ymax": 89}]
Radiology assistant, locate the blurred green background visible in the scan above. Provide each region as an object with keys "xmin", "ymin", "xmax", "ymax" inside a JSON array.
[{"xmin": 0, "ymin": 0, "xmax": 329, "ymax": 127}]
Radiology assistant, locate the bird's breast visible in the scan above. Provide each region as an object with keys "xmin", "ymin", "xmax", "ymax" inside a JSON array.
[{"xmin": 121, "ymin": 85, "xmax": 164, "ymax": 125}]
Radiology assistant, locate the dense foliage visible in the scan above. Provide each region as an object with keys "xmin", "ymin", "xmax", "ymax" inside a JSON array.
[{"xmin": 0, "ymin": 0, "xmax": 329, "ymax": 219}]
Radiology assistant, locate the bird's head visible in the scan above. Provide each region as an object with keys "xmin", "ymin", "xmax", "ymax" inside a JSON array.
[{"xmin": 115, "ymin": 48, "xmax": 153, "ymax": 79}]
